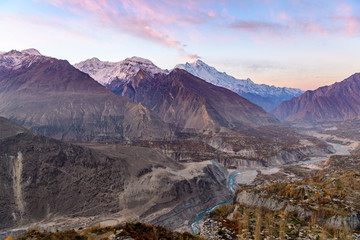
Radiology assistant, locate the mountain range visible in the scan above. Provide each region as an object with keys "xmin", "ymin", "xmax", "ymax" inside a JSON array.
[
  {"xmin": 0, "ymin": 49, "xmax": 172, "ymax": 141},
  {"xmin": 77, "ymin": 58, "xmax": 278, "ymax": 133},
  {"xmin": 0, "ymin": 48, "xmax": 339, "ymax": 236},
  {"xmin": 114, "ymin": 68, "xmax": 278, "ymax": 131},
  {"xmin": 272, "ymin": 73, "xmax": 360, "ymax": 123},
  {"xmin": 175, "ymin": 60, "xmax": 304, "ymax": 112},
  {"xmin": 76, "ymin": 58, "xmax": 303, "ymax": 112}
]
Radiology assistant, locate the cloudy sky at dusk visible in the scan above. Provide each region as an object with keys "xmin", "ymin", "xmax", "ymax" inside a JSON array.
[{"xmin": 0, "ymin": 0, "xmax": 359, "ymax": 90}]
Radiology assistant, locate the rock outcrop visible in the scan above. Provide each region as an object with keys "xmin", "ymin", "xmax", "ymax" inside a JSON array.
[
  {"xmin": 325, "ymin": 213, "xmax": 360, "ymax": 230},
  {"xmin": 236, "ymin": 191, "xmax": 311, "ymax": 219},
  {"xmin": 236, "ymin": 190, "xmax": 360, "ymax": 230}
]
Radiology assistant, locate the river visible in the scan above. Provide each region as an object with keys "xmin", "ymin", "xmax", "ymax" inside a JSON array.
[{"xmin": 191, "ymin": 143, "xmax": 349, "ymax": 234}]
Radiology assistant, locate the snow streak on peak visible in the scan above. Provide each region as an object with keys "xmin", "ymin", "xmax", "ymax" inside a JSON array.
[
  {"xmin": 175, "ymin": 60, "xmax": 303, "ymax": 98},
  {"xmin": 21, "ymin": 48, "xmax": 42, "ymax": 56},
  {"xmin": 0, "ymin": 49, "xmax": 48, "ymax": 71},
  {"xmin": 75, "ymin": 56, "xmax": 168, "ymax": 86}
]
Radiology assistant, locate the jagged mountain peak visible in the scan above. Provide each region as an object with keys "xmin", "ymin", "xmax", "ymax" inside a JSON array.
[
  {"xmin": 75, "ymin": 56, "xmax": 167, "ymax": 86},
  {"xmin": 0, "ymin": 48, "xmax": 50, "ymax": 72},
  {"xmin": 175, "ymin": 59, "xmax": 303, "ymax": 111},
  {"xmin": 21, "ymin": 48, "xmax": 42, "ymax": 56},
  {"xmin": 124, "ymin": 56, "xmax": 155, "ymax": 64}
]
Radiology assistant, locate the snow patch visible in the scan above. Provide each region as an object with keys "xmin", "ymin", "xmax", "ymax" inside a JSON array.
[
  {"xmin": 74, "ymin": 56, "xmax": 168, "ymax": 85},
  {"xmin": 175, "ymin": 60, "xmax": 303, "ymax": 98},
  {"xmin": 0, "ymin": 48, "xmax": 48, "ymax": 71},
  {"xmin": 21, "ymin": 48, "xmax": 42, "ymax": 56}
]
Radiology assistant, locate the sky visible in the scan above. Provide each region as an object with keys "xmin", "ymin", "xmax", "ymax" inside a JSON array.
[{"xmin": 0, "ymin": 0, "xmax": 359, "ymax": 90}]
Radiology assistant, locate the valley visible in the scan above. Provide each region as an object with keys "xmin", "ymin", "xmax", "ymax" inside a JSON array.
[
  {"xmin": 2, "ymin": 0, "xmax": 360, "ymax": 239},
  {"xmin": 193, "ymin": 139, "xmax": 360, "ymax": 239},
  {"xmin": 1, "ymin": 49, "xmax": 360, "ymax": 240}
]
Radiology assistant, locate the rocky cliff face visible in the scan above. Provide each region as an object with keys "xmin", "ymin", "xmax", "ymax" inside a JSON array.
[
  {"xmin": 0, "ymin": 50, "xmax": 172, "ymax": 142},
  {"xmin": 0, "ymin": 117, "xmax": 230, "ymax": 234},
  {"xmin": 236, "ymin": 190, "xmax": 360, "ymax": 230},
  {"xmin": 267, "ymin": 145, "xmax": 335, "ymax": 166},
  {"xmin": 0, "ymin": 132, "xmax": 128, "ymax": 230},
  {"xmin": 325, "ymin": 214, "xmax": 360, "ymax": 230},
  {"xmin": 272, "ymin": 73, "xmax": 360, "ymax": 123},
  {"xmin": 236, "ymin": 190, "xmax": 311, "ymax": 219},
  {"xmin": 148, "ymin": 162, "xmax": 232, "ymax": 231}
]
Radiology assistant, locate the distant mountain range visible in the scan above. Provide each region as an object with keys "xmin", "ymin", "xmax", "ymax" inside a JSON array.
[
  {"xmin": 175, "ymin": 60, "xmax": 304, "ymax": 111},
  {"xmin": 76, "ymin": 58, "xmax": 303, "ymax": 112},
  {"xmin": 272, "ymin": 73, "xmax": 360, "ymax": 123},
  {"xmin": 76, "ymin": 57, "xmax": 278, "ymax": 132},
  {"xmin": 0, "ymin": 49, "xmax": 172, "ymax": 141}
]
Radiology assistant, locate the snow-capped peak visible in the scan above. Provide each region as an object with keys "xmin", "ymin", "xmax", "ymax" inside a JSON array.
[
  {"xmin": 176, "ymin": 60, "xmax": 303, "ymax": 96},
  {"xmin": 74, "ymin": 56, "xmax": 168, "ymax": 86},
  {"xmin": 124, "ymin": 56, "xmax": 154, "ymax": 64},
  {"xmin": 21, "ymin": 48, "xmax": 42, "ymax": 56},
  {"xmin": 175, "ymin": 59, "xmax": 304, "ymax": 111},
  {"xmin": 175, "ymin": 60, "xmax": 250, "ymax": 89},
  {"xmin": 0, "ymin": 48, "xmax": 48, "ymax": 71}
]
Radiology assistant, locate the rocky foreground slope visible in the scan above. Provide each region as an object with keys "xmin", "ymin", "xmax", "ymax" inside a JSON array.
[
  {"xmin": 0, "ymin": 117, "xmax": 231, "ymax": 237},
  {"xmin": 196, "ymin": 154, "xmax": 360, "ymax": 239}
]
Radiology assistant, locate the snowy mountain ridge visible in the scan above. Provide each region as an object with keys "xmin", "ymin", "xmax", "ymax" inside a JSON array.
[
  {"xmin": 175, "ymin": 60, "xmax": 303, "ymax": 98},
  {"xmin": 174, "ymin": 60, "xmax": 304, "ymax": 111},
  {"xmin": 0, "ymin": 49, "xmax": 50, "ymax": 71},
  {"xmin": 74, "ymin": 56, "xmax": 304, "ymax": 111},
  {"xmin": 74, "ymin": 56, "xmax": 168, "ymax": 86}
]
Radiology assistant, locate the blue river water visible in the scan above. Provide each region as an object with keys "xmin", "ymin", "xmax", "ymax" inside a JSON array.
[{"xmin": 190, "ymin": 143, "xmax": 349, "ymax": 234}]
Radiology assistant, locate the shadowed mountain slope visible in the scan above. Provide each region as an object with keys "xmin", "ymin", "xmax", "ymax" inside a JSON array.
[
  {"xmin": 272, "ymin": 73, "xmax": 360, "ymax": 123},
  {"xmin": 110, "ymin": 68, "xmax": 279, "ymax": 132}
]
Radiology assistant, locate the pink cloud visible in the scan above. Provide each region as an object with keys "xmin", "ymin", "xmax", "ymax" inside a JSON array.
[
  {"xmin": 297, "ymin": 21, "xmax": 329, "ymax": 36},
  {"xmin": 278, "ymin": 12, "xmax": 289, "ymax": 21},
  {"xmin": 38, "ymin": 0, "xmax": 183, "ymax": 50},
  {"xmin": 229, "ymin": 20, "xmax": 284, "ymax": 32},
  {"xmin": 37, "ymin": 0, "xmax": 222, "ymax": 55},
  {"xmin": 345, "ymin": 17, "xmax": 358, "ymax": 36},
  {"xmin": 335, "ymin": 2, "xmax": 359, "ymax": 36},
  {"xmin": 177, "ymin": 54, "xmax": 201, "ymax": 64},
  {"xmin": 36, "ymin": 0, "xmax": 360, "ymax": 48}
]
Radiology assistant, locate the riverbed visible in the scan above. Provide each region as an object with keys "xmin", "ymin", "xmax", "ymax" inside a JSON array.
[{"xmin": 191, "ymin": 143, "xmax": 349, "ymax": 234}]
